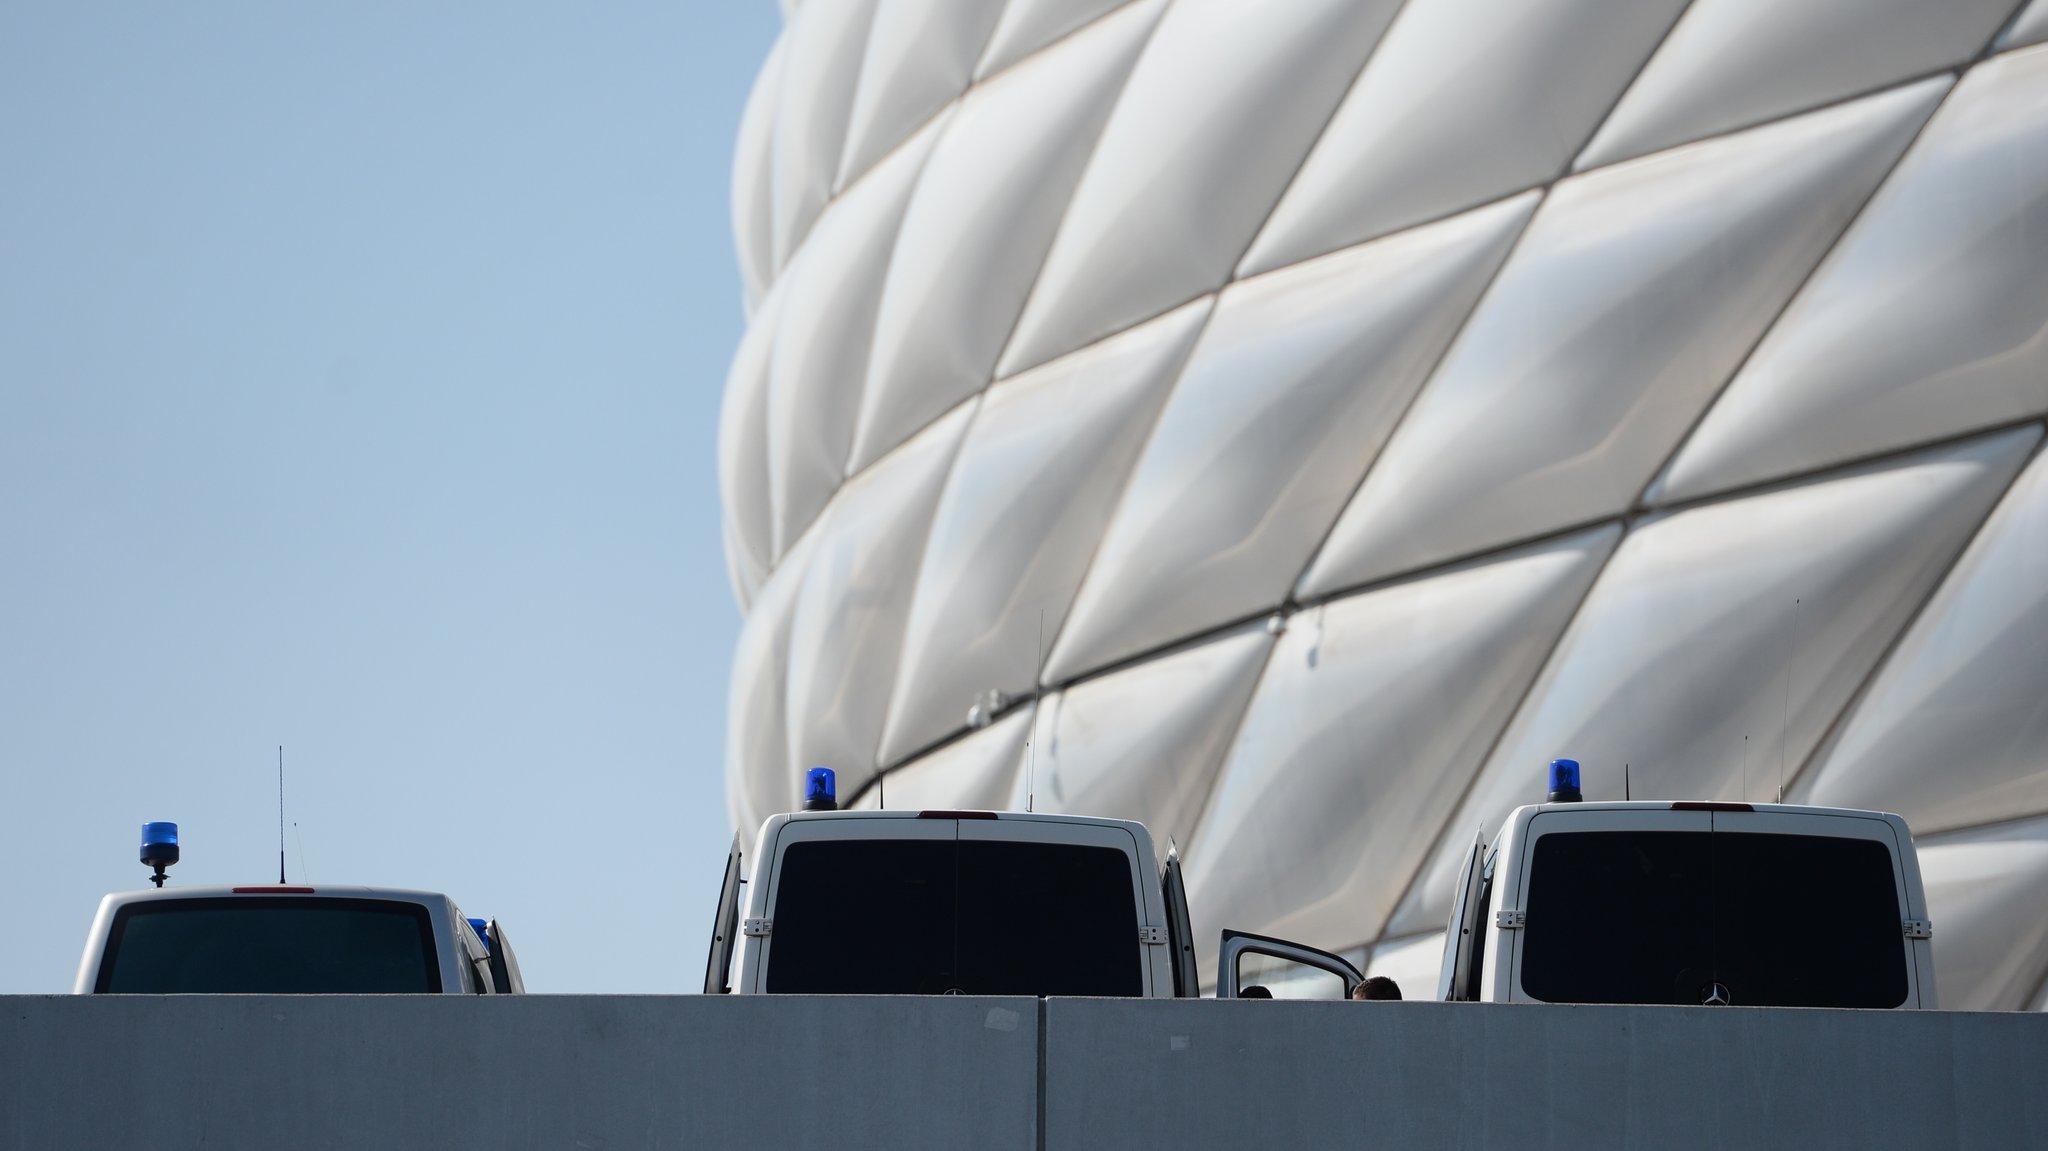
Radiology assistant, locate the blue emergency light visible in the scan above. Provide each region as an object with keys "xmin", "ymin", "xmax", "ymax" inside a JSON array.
[
  {"xmin": 141, "ymin": 821, "xmax": 180, "ymax": 887},
  {"xmin": 803, "ymin": 766, "xmax": 838, "ymax": 812},
  {"xmin": 468, "ymin": 917, "xmax": 494, "ymax": 955},
  {"xmin": 1547, "ymin": 759, "xmax": 1583, "ymax": 804}
]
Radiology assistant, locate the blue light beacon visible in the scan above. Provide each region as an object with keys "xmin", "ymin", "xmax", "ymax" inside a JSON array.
[
  {"xmin": 802, "ymin": 767, "xmax": 838, "ymax": 812},
  {"xmin": 140, "ymin": 822, "xmax": 180, "ymax": 888},
  {"xmin": 1547, "ymin": 759, "xmax": 1583, "ymax": 804}
]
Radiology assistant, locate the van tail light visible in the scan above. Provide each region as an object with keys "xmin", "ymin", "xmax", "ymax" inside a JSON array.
[
  {"xmin": 232, "ymin": 886, "xmax": 317, "ymax": 893},
  {"xmin": 1669, "ymin": 802, "xmax": 1754, "ymax": 812}
]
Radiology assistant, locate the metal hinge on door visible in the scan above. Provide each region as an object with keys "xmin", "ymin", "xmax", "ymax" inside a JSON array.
[
  {"xmin": 1902, "ymin": 918, "xmax": 1932, "ymax": 940},
  {"xmin": 1495, "ymin": 908, "xmax": 1526, "ymax": 930},
  {"xmin": 742, "ymin": 918, "xmax": 773, "ymax": 938},
  {"xmin": 1138, "ymin": 925, "xmax": 1167, "ymax": 945}
]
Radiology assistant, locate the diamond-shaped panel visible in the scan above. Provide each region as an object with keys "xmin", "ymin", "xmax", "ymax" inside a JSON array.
[
  {"xmin": 995, "ymin": 0, "xmax": 1404, "ymax": 379},
  {"xmin": 879, "ymin": 300, "xmax": 1209, "ymax": 765},
  {"xmin": 1047, "ymin": 194, "xmax": 1534, "ymax": 681},
  {"xmin": 1657, "ymin": 48, "xmax": 2048, "ymax": 504},
  {"xmin": 852, "ymin": 0, "xmax": 1164, "ymax": 474},
  {"xmin": 1302, "ymin": 79, "xmax": 1944, "ymax": 595},
  {"xmin": 1799, "ymin": 443, "xmax": 2048, "ymax": 833},
  {"xmin": 1241, "ymin": 0, "xmax": 1687, "ymax": 276},
  {"xmin": 1575, "ymin": 0, "xmax": 2013, "ymax": 171}
]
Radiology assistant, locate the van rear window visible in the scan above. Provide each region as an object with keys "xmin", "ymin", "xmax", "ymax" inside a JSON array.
[
  {"xmin": 1520, "ymin": 831, "xmax": 1908, "ymax": 1008},
  {"xmin": 765, "ymin": 838, "xmax": 1142, "ymax": 995},
  {"xmin": 96, "ymin": 898, "xmax": 440, "ymax": 993}
]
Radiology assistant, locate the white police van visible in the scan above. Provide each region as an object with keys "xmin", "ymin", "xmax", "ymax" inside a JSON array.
[
  {"xmin": 704, "ymin": 769, "xmax": 1362, "ymax": 999},
  {"xmin": 75, "ymin": 822, "xmax": 524, "ymax": 995},
  {"xmin": 1432, "ymin": 760, "xmax": 1939, "ymax": 1008}
]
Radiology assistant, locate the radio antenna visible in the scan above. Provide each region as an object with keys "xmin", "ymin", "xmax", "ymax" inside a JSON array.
[
  {"xmin": 1624, "ymin": 762, "xmax": 1631, "ymax": 802},
  {"xmin": 1741, "ymin": 736, "xmax": 1749, "ymax": 804},
  {"xmin": 1780, "ymin": 597, "xmax": 1800, "ymax": 805},
  {"xmin": 878, "ymin": 771, "xmax": 886, "ymax": 810},
  {"xmin": 277, "ymin": 745, "xmax": 287, "ymax": 883},
  {"xmin": 1026, "ymin": 609, "xmax": 1045, "ymax": 813}
]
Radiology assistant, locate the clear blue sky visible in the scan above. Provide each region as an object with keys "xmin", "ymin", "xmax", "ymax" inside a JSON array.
[{"xmin": 0, "ymin": 3, "xmax": 782, "ymax": 992}]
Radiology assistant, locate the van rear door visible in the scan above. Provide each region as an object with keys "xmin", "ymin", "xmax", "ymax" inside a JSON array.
[
  {"xmin": 1162, "ymin": 849, "xmax": 1199, "ymax": 997},
  {"xmin": 703, "ymin": 831, "xmax": 743, "ymax": 994},
  {"xmin": 1512, "ymin": 807, "xmax": 1712, "ymax": 1005},
  {"xmin": 1436, "ymin": 830, "xmax": 1488, "ymax": 1001},
  {"xmin": 956, "ymin": 816, "xmax": 1155, "ymax": 996},
  {"xmin": 1706, "ymin": 808, "xmax": 1924, "ymax": 1008},
  {"xmin": 1514, "ymin": 807, "xmax": 1916, "ymax": 1008},
  {"xmin": 485, "ymin": 919, "xmax": 524, "ymax": 994}
]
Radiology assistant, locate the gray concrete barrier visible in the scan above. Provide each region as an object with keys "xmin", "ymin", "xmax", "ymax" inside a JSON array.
[
  {"xmin": 1044, "ymin": 999, "xmax": 2048, "ymax": 1150},
  {"xmin": 5, "ymin": 997, "xmax": 2045, "ymax": 1150},
  {"xmin": 0, "ymin": 994, "xmax": 1040, "ymax": 1150}
]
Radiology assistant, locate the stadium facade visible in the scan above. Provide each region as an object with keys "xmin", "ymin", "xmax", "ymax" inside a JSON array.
[{"xmin": 719, "ymin": 0, "xmax": 2048, "ymax": 1008}]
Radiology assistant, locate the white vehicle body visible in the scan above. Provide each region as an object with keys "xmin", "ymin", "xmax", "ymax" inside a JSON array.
[
  {"xmin": 704, "ymin": 807, "xmax": 1366, "ymax": 999},
  {"xmin": 707, "ymin": 810, "xmax": 1198, "ymax": 997},
  {"xmin": 1435, "ymin": 801, "xmax": 1937, "ymax": 1009},
  {"xmin": 76, "ymin": 884, "xmax": 524, "ymax": 995}
]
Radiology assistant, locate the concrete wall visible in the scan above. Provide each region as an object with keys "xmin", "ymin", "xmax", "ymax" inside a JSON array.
[{"xmin": 6, "ymin": 997, "xmax": 2046, "ymax": 1150}]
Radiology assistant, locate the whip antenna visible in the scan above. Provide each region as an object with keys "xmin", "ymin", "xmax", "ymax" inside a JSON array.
[
  {"xmin": 1026, "ymin": 609, "xmax": 1045, "ymax": 813},
  {"xmin": 278, "ymin": 745, "xmax": 287, "ymax": 884}
]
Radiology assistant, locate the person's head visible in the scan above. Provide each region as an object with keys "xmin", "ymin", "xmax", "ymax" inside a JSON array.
[{"xmin": 1351, "ymin": 976, "xmax": 1401, "ymax": 1001}]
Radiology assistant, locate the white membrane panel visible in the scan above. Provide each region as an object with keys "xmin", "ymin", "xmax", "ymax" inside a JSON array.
[
  {"xmin": 852, "ymin": 0, "xmax": 1164, "ymax": 473},
  {"xmin": 733, "ymin": 33, "xmax": 787, "ymax": 310},
  {"xmin": 1188, "ymin": 528, "xmax": 1617, "ymax": 957},
  {"xmin": 1576, "ymin": 0, "xmax": 2012, "ymax": 171},
  {"xmin": 781, "ymin": 404, "xmax": 975, "ymax": 804},
  {"xmin": 1365, "ymin": 932, "xmax": 1446, "ymax": 999},
  {"xmin": 719, "ymin": 280, "xmax": 785, "ymax": 604},
  {"xmin": 767, "ymin": 115, "xmax": 948, "ymax": 558},
  {"xmin": 1799, "ymin": 444, "xmax": 2048, "ymax": 832},
  {"xmin": 1241, "ymin": 0, "xmax": 1687, "ymax": 276},
  {"xmin": 879, "ymin": 300, "xmax": 1210, "ymax": 765},
  {"xmin": 1006, "ymin": 624, "xmax": 1275, "ymax": 854},
  {"xmin": 835, "ymin": 0, "xmax": 1005, "ymax": 190},
  {"xmin": 727, "ymin": 526, "xmax": 820, "ymax": 836},
  {"xmin": 1301, "ymin": 80, "xmax": 1945, "ymax": 595},
  {"xmin": 976, "ymin": 0, "xmax": 1136, "ymax": 79},
  {"xmin": 1917, "ymin": 818, "xmax": 2048, "ymax": 1011},
  {"xmin": 995, "ymin": 0, "xmax": 1403, "ymax": 379},
  {"xmin": 1386, "ymin": 428, "xmax": 2039, "ymax": 937},
  {"xmin": 868, "ymin": 706, "xmax": 1034, "ymax": 813},
  {"xmin": 2007, "ymin": 2, "xmax": 2048, "ymax": 51},
  {"xmin": 1658, "ymin": 50, "xmax": 2048, "ymax": 504},
  {"xmin": 769, "ymin": 0, "xmax": 881, "ymax": 271},
  {"xmin": 1047, "ymin": 196, "xmax": 1534, "ymax": 682}
]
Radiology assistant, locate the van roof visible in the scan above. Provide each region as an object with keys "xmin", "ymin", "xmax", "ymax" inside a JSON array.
[
  {"xmin": 1515, "ymin": 800, "xmax": 1907, "ymax": 821},
  {"xmin": 782, "ymin": 808, "xmax": 1152, "ymax": 833},
  {"xmin": 94, "ymin": 885, "xmax": 458, "ymax": 906}
]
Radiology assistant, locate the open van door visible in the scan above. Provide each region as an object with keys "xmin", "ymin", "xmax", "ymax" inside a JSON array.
[
  {"xmin": 1162, "ymin": 848, "xmax": 1199, "ymax": 997},
  {"xmin": 1436, "ymin": 829, "xmax": 1488, "ymax": 1001},
  {"xmin": 485, "ymin": 919, "xmax": 525, "ymax": 994},
  {"xmin": 703, "ymin": 831, "xmax": 743, "ymax": 994},
  {"xmin": 1217, "ymin": 929, "xmax": 1361, "ymax": 999}
]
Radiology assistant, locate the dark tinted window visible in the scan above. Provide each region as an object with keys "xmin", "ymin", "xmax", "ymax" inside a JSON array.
[
  {"xmin": 765, "ymin": 837, "xmax": 1141, "ymax": 996},
  {"xmin": 1520, "ymin": 831, "xmax": 1907, "ymax": 1008},
  {"xmin": 766, "ymin": 840, "xmax": 958, "ymax": 994},
  {"xmin": 97, "ymin": 898, "xmax": 440, "ymax": 993},
  {"xmin": 956, "ymin": 840, "xmax": 1142, "ymax": 996}
]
